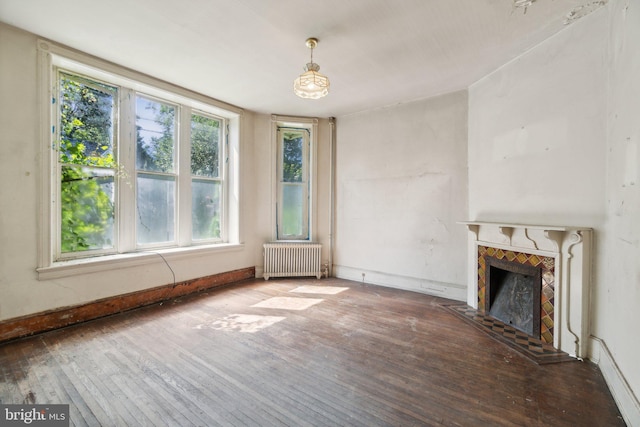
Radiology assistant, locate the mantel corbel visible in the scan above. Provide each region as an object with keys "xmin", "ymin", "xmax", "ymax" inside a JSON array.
[
  {"xmin": 464, "ymin": 223, "xmax": 480, "ymax": 240},
  {"xmin": 498, "ymin": 226, "xmax": 514, "ymax": 245},
  {"xmin": 543, "ymin": 229, "xmax": 565, "ymax": 253}
]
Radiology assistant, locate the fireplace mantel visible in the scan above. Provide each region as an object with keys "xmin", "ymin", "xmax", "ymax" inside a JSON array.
[
  {"xmin": 459, "ymin": 221, "xmax": 572, "ymax": 252},
  {"xmin": 459, "ymin": 221, "xmax": 592, "ymax": 358}
]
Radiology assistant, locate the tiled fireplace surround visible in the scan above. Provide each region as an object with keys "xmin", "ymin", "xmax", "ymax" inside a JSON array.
[
  {"xmin": 461, "ymin": 222, "xmax": 592, "ymax": 358},
  {"xmin": 478, "ymin": 245, "xmax": 556, "ymax": 344}
]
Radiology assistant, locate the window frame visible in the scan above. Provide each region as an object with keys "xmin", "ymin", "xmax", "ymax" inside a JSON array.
[
  {"xmin": 133, "ymin": 93, "xmax": 181, "ymax": 250},
  {"xmin": 55, "ymin": 71, "xmax": 120, "ymax": 259},
  {"xmin": 188, "ymin": 109, "xmax": 226, "ymax": 243},
  {"xmin": 277, "ymin": 127, "xmax": 310, "ymax": 240},
  {"xmin": 271, "ymin": 116, "xmax": 318, "ymax": 242},
  {"xmin": 37, "ymin": 40, "xmax": 242, "ymax": 279}
]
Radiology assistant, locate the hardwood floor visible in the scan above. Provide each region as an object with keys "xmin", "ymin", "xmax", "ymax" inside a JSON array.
[{"xmin": 0, "ymin": 278, "xmax": 625, "ymax": 426}]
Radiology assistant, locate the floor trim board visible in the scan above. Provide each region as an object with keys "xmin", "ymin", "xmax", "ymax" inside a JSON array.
[
  {"xmin": 589, "ymin": 336, "xmax": 640, "ymax": 427},
  {"xmin": 334, "ymin": 264, "xmax": 466, "ymax": 302},
  {"xmin": 0, "ymin": 266, "xmax": 255, "ymax": 343}
]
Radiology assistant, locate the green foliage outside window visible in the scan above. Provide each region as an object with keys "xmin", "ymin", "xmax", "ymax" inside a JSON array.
[
  {"xmin": 58, "ymin": 73, "xmax": 225, "ymax": 254},
  {"xmin": 136, "ymin": 98, "xmax": 175, "ymax": 173},
  {"xmin": 59, "ymin": 75, "xmax": 116, "ymax": 253},
  {"xmin": 191, "ymin": 114, "xmax": 221, "ymax": 240},
  {"xmin": 282, "ymin": 131, "xmax": 303, "ymax": 182},
  {"xmin": 59, "ymin": 75, "xmax": 115, "ymax": 167},
  {"xmin": 191, "ymin": 114, "xmax": 220, "ymax": 178},
  {"xmin": 278, "ymin": 128, "xmax": 308, "ymax": 239}
]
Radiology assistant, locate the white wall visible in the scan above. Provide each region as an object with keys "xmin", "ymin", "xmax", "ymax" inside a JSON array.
[
  {"xmin": 468, "ymin": 13, "xmax": 607, "ymax": 225},
  {"xmin": 599, "ymin": 0, "xmax": 640, "ymax": 423},
  {"xmin": 469, "ymin": 1, "xmax": 640, "ymax": 423},
  {"xmin": 0, "ymin": 23, "xmax": 259, "ymax": 321},
  {"xmin": 334, "ymin": 92, "xmax": 468, "ymax": 300}
]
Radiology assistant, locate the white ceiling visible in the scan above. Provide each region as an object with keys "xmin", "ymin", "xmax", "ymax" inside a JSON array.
[{"xmin": 0, "ymin": 0, "xmax": 605, "ymax": 117}]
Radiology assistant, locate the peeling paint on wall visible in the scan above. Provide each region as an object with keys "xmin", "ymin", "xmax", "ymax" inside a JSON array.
[
  {"xmin": 513, "ymin": 0, "xmax": 537, "ymax": 14},
  {"xmin": 564, "ymin": 1, "xmax": 609, "ymax": 25}
]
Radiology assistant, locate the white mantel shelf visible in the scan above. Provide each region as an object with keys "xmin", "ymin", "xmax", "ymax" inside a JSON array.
[
  {"xmin": 457, "ymin": 221, "xmax": 592, "ymax": 253},
  {"xmin": 458, "ymin": 221, "xmax": 572, "ymax": 231}
]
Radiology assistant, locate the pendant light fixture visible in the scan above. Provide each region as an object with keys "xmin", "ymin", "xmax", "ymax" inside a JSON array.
[{"xmin": 293, "ymin": 38, "xmax": 330, "ymax": 99}]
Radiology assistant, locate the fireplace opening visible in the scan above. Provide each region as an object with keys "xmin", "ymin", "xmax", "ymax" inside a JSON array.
[{"xmin": 485, "ymin": 257, "xmax": 541, "ymax": 338}]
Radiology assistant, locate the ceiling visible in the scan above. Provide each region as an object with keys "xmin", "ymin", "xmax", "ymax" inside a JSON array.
[{"xmin": 0, "ymin": 0, "xmax": 605, "ymax": 118}]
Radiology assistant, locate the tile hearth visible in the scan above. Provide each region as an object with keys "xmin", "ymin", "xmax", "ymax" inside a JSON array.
[{"xmin": 442, "ymin": 303, "xmax": 576, "ymax": 364}]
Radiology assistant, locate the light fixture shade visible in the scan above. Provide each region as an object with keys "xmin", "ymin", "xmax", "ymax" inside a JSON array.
[
  {"xmin": 294, "ymin": 38, "xmax": 330, "ymax": 99},
  {"xmin": 294, "ymin": 63, "xmax": 330, "ymax": 99}
]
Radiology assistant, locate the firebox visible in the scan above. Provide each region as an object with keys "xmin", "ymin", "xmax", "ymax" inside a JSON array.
[{"xmin": 485, "ymin": 256, "xmax": 541, "ymax": 338}]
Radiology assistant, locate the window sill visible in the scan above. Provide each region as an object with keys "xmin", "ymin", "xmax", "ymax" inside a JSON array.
[{"xmin": 37, "ymin": 243, "xmax": 244, "ymax": 280}]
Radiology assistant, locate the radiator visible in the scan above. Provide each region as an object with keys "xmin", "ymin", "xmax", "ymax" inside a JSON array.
[{"xmin": 263, "ymin": 242, "xmax": 323, "ymax": 280}]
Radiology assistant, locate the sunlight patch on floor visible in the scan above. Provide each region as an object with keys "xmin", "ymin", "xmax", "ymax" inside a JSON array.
[
  {"xmin": 251, "ymin": 297, "xmax": 324, "ymax": 311},
  {"xmin": 289, "ymin": 285, "xmax": 350, "ymax": 295},
  {"xmin": 194, "ymin": 314, "xmax": 286, "ymax": 333}
]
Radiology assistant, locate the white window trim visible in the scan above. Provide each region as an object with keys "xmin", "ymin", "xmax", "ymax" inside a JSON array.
[
  {"xmin": 36, "ymin": 243, "xmax": 245, "ymax": 281},
  {"xmin": 270, "ymin": 115, "xmax": 318, "ymax": 242},
  {"xmin": 36, "ymin": 39, "xmax": 244, "ymax": 279}
]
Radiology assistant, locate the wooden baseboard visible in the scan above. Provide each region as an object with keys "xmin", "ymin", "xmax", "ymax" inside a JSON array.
[
  {"xmin": 0, "ymin": 267, "xmax": 255, "ymax": 343},
  {"xmin": 589, "ymin": 336, "xmax": 640, "ymax": 426}
]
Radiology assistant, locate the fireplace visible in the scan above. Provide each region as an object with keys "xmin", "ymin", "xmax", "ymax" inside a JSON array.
[
  {"xmin": 485, "ymin": 256, "xmax": 541, "ymax": 338},
  {"xmin": 460, "ymin": 222, "xmax": 592, "ymax": 358}
]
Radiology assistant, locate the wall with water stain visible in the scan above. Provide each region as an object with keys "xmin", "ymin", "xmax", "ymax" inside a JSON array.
[{"xmin": 334, "ymin": 91, "xmax": 468, "ymax": 300}]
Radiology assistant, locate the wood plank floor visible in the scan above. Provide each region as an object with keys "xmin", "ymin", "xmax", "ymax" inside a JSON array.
[{"xmin": 0, "ymin": 278, "xmax": 625, "ymax": 426}]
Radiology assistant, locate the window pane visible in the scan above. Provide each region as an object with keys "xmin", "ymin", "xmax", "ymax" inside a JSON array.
[
  {"xmin": 59, "ymin": 74, "xmax": 116, "ymax": 167},
  {"xmin": 282, "ymin": 132, "xmax": 303, "ymax": 183},
  {"xmin": 191, "ymin": 114, "xmax": 220, "ymax": 178},
  {"xmin": 192, "ymin": 179, "xmax": 221, "ymax": 240},
  {"xmin": 60, "ymin": 166, "xmax": 114, "ymax": 253},
  {"xmin": 136, "ymin": 96, "xmax": 175, "ymax": 173},
  {"xmin": 136, "ymin": 173, "xmax": 175, "ymax": 244},
  {"xmin": 282, "ymin": 184, "xmax": 304, "ymax": 237}
]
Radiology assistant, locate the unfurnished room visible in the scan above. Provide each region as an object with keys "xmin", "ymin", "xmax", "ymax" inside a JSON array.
[{"xmin": 0, "ymin": 0, "xmax": 639, "ymax": 426}]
